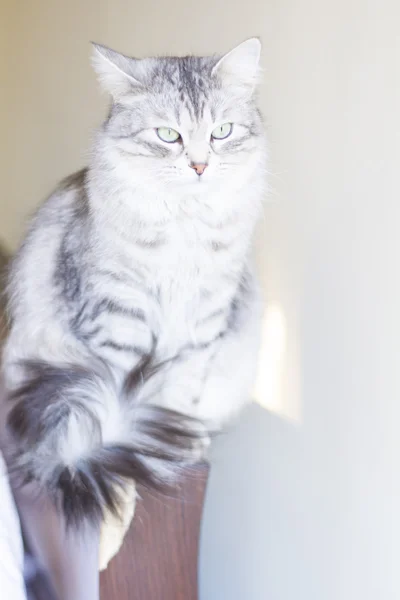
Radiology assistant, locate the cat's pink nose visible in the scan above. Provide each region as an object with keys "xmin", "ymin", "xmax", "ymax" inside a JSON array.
[{"xmin": 190, "ymin": 163, "xmax": 208, "ymax": 176}]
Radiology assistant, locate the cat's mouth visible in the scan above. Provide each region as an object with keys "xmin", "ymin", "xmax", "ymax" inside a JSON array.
[
  {"xmin": 184, "ymin": 176, "xmax": 208, "ymax": 190},
  {"xmin": 174, "ymin": 171, "xmax": 209, "ymax": 189}
]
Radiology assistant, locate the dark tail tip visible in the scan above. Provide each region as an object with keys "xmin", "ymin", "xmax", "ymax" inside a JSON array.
[{"xmin": 6, "ymin": 353, "xmax": 209, "ymax": 527}]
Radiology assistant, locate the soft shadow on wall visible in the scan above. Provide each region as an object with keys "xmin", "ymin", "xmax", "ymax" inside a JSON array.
[{"xmin": 253, "ymin": 301, "xmax": 302, "ymax": 424}]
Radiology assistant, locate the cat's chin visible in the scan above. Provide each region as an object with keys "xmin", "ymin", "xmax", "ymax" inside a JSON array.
[{"xmin": 169, "ymin": 178, "xmax": 210, "ymax": 195}]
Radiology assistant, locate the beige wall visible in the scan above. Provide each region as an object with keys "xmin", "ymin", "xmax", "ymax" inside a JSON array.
[
  {"xmin": 2, "ymin": 1, "xmax": 400, "ymax": 598},
  {"xmin": 0, "ymin": 0, "xmax": 15, "ymax": 247}
]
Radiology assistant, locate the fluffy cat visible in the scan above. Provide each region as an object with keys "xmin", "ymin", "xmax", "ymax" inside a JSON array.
[{"xmin": 2, "ymin": 38, "xmax": 267, "ymax": 524}]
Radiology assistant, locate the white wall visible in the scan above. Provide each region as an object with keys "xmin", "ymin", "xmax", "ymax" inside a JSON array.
[
  {"xmin": 2, "ymin": 1, "xmax": 400, "ymax": 598},
  {"xmin": 202, "ymin": 2, "xmax": 400, "ymax": 599}
]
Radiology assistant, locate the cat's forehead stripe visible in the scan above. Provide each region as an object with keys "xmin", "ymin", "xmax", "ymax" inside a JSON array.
[{"xmin": 153, "ymin": 57, "xmax": 214, "ymax": 122}]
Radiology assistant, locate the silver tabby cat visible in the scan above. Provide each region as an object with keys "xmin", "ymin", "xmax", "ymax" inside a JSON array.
[{"xmin": 2, "ymin": 38, "xmax": 267, "ymax": 524}]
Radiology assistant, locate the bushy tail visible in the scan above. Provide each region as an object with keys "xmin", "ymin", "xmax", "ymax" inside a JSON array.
[{"xmin": 5, "ymin": 353, "xmax": 205, "ymax": 525}]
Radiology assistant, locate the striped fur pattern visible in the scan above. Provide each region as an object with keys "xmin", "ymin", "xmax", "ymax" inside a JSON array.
[{"xmin": 2, "ymin": 39, "xmax": 267, "ymax": 524}]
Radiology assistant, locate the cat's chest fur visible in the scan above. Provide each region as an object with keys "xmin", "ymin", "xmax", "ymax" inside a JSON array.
[
  {"xmin": 155, "ymin": 220, "xmax": 221, "ymax": 284},
  {"xmin": 90, "ymin": 216, "xmax": 239, "ymax": 357},
  {"xmin": 143, "ymin": 219, "xmax": 235, "ymax": 343}
]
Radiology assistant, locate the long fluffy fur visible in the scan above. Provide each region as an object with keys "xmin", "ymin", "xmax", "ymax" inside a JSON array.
[
  {"xmin": 6, "ymin": 352, "xmax": 204, "ymax": 525},
  {"xmin": 2, "ymin": 39, "xmax": 267, "ymax": 525}
]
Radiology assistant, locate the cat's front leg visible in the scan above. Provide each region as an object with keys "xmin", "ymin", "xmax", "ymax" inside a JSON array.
[
  {"xmin": 154, "ymin": 271, "xmax": 263, "ymax": 433},
  {"xmin": 196, "ymin": 274, "xmax": 263, "ymax": 430},
  {"xmin": 154, "ymin": 344, "xmax": 216, "ymax": 415}
]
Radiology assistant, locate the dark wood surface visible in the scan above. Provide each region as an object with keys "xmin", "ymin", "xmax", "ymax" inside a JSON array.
[{"xmin": 100, "ymin": 465, "xmax": 209, "ymax": 600}]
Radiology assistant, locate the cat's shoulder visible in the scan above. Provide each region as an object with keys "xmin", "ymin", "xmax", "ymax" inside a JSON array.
[
  {"xmin": 38, "ymin": 167, "xmax": 89, "ymax": 222},
  {"xmin": 58, "ymin": 168, "xmax": 87, "ymax": 194}
]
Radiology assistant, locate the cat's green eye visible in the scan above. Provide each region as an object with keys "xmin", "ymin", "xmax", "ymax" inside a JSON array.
[
  {"xmin": 156, "ymin": 127, "xmax": 181, "ymax": 143},
  {"xmin": 211, "ymin": 123, "xmax": 233, "ymax": 140}
]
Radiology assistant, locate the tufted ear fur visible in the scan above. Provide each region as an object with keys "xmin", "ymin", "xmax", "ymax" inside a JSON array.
[
  {"xmin": 212, "ymin": 38, "xmax": 261, "ymax": 91},
  {"xmin": 91, "ymin": 43, "xmax": 146, "ymax": 98}
]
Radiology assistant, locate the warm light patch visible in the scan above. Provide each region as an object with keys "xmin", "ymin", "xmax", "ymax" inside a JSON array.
[{"xmin": 254, "ymin": 304, "xmax": 302, "ymax": 424}]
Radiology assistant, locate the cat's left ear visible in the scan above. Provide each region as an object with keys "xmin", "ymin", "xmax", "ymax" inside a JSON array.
[
  {"xmin": 212, "ymin": 38, "xmax": 261, "ymax": 92},
  {"xmin": 91, "ymin": 43, "xmax": 145, "ymax": 98}
]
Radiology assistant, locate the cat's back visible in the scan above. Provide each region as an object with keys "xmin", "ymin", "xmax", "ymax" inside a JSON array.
[
  {"xmin": 29, "ymin": 168, "xmax": 88, "ymax": 234},
  {"xmin": 8, "ymin": 169, "xmax": 89, "ymax": 320}
]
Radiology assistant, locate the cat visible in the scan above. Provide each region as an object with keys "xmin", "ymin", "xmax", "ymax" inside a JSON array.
[{"xmin": 1, "ymin": 38, "xmax": 267, "ymax": 525}]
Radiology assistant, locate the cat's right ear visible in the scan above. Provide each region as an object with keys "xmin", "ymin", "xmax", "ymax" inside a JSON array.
[{"xmin": 91, "ymin": 43, "xmax": 144, "ymax": 98}]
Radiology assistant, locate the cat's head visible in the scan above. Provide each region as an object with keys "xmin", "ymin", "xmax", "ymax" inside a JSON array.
[{"xmin": 91, "ymin": 40, "xmax": 266, "ymax": 214}]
